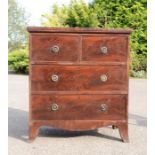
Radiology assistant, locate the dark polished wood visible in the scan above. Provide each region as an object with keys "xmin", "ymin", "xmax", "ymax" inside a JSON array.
[
  {"xmin": 27, "ymin": 27, "xmax": 132, "ymax": 142},
  {"xmin": 27, "ymin": 27, "xmax": 132, "ymax": 34},
  {"xmin": 31, "ymin": 34, "xmax": 80, "ymax": 61},
  {"xmin": 31, "ymin": 94, "xmax": 127, "ymax": 120},
  {"xmin": 82, "ymin": 35, "xmax": 128, "ymax": 62},
  {"xmin": 31, "ymin": 65, "xmax": 127, "ymax": 91}
]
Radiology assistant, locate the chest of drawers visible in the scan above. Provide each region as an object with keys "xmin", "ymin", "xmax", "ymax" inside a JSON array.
[{"xmin": 27, "ymin": 27, "xmax": 132, "ymax": 142}]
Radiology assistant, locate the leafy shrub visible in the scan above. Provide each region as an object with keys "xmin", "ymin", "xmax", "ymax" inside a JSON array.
[
  {"xmin": 8, "ymin": 49, "xmax": 29, "ymax": 74},
  {"xmin": 91, "ymin": 0, "xmax": 147, "ymax": 74},
  {"xmin": 42, "ymin": 0, "xmax": 147, "ymax": 78},
  {"xmin": 42, "ymin": 0, "xmax": 99, "ymax": 27},
  {"xmin": 130, "ymin": 70, "xmax": 146, "ymax": 78}
]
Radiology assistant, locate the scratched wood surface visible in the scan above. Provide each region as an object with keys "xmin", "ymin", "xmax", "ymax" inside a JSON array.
[
  {"xmin": 31, "ymin": 65, "xmax": 127, "ymax": 91},
  {"xmin": 30, "ymin": 34, "xmax": 80, "ymax": 61},
  {"xmin": 28, "ymin": 27, "xmax": 132, "ymax": 142},
  {"xmin": 82, "ymin": 35, "xmax": 128, "ymax": 62},
  {"xmin": 31, "ymin": 94, "xmax": 127, "ymax": 120}
]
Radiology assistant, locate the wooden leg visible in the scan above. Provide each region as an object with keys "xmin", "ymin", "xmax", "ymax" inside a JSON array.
[
  {"xmin": 29, "ymin": 123, "xmax": 39, "ymax": 141},
  {"xmin": 118, "ymin": 123, "xmax": 129, "ymax": 143},
  {"xmin": 112, "ymin": 125, "xmax": 117, "ymax": 129}
]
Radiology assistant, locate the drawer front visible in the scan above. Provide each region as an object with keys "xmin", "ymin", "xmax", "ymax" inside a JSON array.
[
  {"xmin": 31, "ymin": 95, "xmax": 127, "ymax": 120},
  {"xmin": 31, "ymin": 65, "xmax": 79, "ymax": 91},
  {"xmin": 30, "ymin": 34, "xmax": 80, "ymax": 61},
  {"xmin": 31, "ymin": 65, "xmax": 127, "ymax": 92},
  {"xmin": 78, "ymin": 65, "xmax": 127, "ymax": 91},
  {"xmin": 82, "ymin": 36, "xmax": 128, "ymax": 62}
]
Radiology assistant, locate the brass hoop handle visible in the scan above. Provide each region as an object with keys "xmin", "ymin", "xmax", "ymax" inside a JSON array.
[
  {"xmin": 100, "ymin": 103, "xmax": 108, "ymax": 112},
  {"xmin": 50, "ymin": 45, "xmax": 59, "ymax": 53},
  {"xmin": 51, "ymin": 74, "xmax": 59, "ymax": 82},
  {"xmin": 51, "ymin": 103, "xmax": 59, "ymax": 111},
  {"xmin": 100, "ymin": 74, "xmax": 108, "ymax": 82},
  {"xmin": 100, "ymin": 46, "xmax": 108, "ymax": 54}
]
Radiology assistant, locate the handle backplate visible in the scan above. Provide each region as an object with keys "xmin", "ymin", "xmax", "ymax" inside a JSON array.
[
  {"xmin": 50, "ymin": 45, "xmax": 59, "ymax": 53},
  {"xmin": 100, "ymin": 74, "xmax": 108, "ymax": 82},
  {"xmin": 100, "ymin": 46, "xmax": 108, "ymax": 54},
  {"xmin": 51, "ymin": 74, "xmax": 59, "ymax": 82},
  {"xmin": 51, "ymin": 103, "xmax": 59, "ymax": 111},
  {"xmin": 100, "ymin": 103, "xmax": 108, "ymax": 112}
]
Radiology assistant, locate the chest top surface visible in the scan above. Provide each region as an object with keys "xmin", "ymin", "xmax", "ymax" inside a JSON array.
[{"xmin": 27, "ymin": 26, "xmax": 132, "ymax": 34}]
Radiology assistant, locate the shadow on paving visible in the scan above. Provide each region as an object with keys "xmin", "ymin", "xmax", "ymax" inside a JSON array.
[
  {"xmin": 8, "ymin": 107, "xmax": 146, "ymax": 143},
  {"xmin": 8, "ymin": 107, "xmax": 28, "ymax": 142},
  {"xmin": 129, "ymin": 113, "xmax": 147, "ymax": 127}
]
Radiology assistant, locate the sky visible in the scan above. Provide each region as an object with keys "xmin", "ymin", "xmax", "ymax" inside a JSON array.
[{"xmin": 17, "ymin": 0, "xmax": 92, "ymax": 26}]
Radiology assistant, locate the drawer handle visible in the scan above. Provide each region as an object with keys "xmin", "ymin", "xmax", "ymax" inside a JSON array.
[
  {"xmin": 100, "ymin": 103, "xmax": 108, "ymax": 112},
  {"xmin": 100, "ymin": 74, "xmax": 108, "ymax": 82},
  {"xmin": 51, "ymin": 74, "xmax": 59, "ymax": 82},
  {"xmin": 50, "ymin": 45, "xmax": 59, "ymax": 53},
  {"xmin": 51, "ymin": 103, "xmax": 59, "ymax": 111},
  {"xmin": 101, "ymin": 46, "xmax": 108, "ymax": 54}
]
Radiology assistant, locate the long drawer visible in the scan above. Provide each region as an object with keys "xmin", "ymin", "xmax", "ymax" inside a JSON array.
[
  {"xmin": 31, "ymin": 65, "xmax": 128, "ymax": 92},
  {"xmin": 31, "ymin": 94, "xmax": 127, "ymax": 120}
]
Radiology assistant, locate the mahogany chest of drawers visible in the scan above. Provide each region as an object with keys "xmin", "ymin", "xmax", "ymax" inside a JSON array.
[{"xmin": 27, "ymin": 27, "xmax": 132, "ymax": 142}]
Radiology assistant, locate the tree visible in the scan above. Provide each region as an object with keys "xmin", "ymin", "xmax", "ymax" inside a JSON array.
[
  {"xmin": 42, "ymin": 4, "xmax": 69, "ymax": 27},
  {"xmin": 42, "ymin": 0, "xmax": 99, "ymax": 27},
  {"xmin": 8, "ymin": 0, "xmax": 29, "ymax": 51},
  {"xmin": 90, "ymin": 0, "xmax": 147, "ymax": 72},
  {"xmin": 65, "ymin": 0, "xmax": 99, "ymax": 27},
  {"xmin": 41, "ymin": 0, "xmax": 147, "ymax": 75}
]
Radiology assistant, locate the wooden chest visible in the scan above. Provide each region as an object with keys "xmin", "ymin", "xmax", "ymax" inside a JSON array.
[{"xmin": 27, "ymin": 27, "xmax": 132, "ymax": 142}]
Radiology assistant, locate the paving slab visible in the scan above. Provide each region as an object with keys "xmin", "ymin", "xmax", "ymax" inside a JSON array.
[{"xmin": 8, "ymin": 74, "xmax": 147, "ymax": 155}]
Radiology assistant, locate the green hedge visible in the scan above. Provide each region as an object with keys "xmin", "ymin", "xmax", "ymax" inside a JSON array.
[
  {"xmin": 8, "ymin": 48, "xmax": 146, "ymax": 78},
  {"xmin": 8, "ymin": 49, "xmax": 29, "ymax": 74},
  {"xmin": 8, "ymin": 0, "xmax": 146, "ymax": 78},
  {"xmin": 42, "ymin": 0, "xmax": 146, "ymax": 78}
]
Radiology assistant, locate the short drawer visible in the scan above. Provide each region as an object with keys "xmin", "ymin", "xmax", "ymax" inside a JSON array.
[
  {"xmin": 30, "ymin": 34, "xmax": 80, "ymax": 61},
  {"xmin": 82, "ymin": 35, "xmax": 128, "ymax": 62},
  {"xmin": 31, "ymin": 65, "xmax": 127, "ymax": 92},
  {"xmin": 31, "ymin": 94, "xmax": 127, "ymax": 120}
]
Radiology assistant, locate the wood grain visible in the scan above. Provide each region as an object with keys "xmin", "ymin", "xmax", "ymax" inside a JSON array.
[
  {"xmin": 31, "ymin": 65, "xmax": 127, "ymax": 91},
  {"xmin": 31, "ymin": 94, "xmax": 127, "ymax": 120},
  {"xmin": 30, "ymin": 34, "xmax": 80, "ymax": 61},
  {"xmin": 82, "ymin": 35, "xmax": 128, "ymax": 62},
  {"xmin": 27, "ymin": 27, "xmax": 132, "ymax": 34},
  {"xmin": 28, "ymin": 27, "xmax": 131, "ymax": 142}
]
